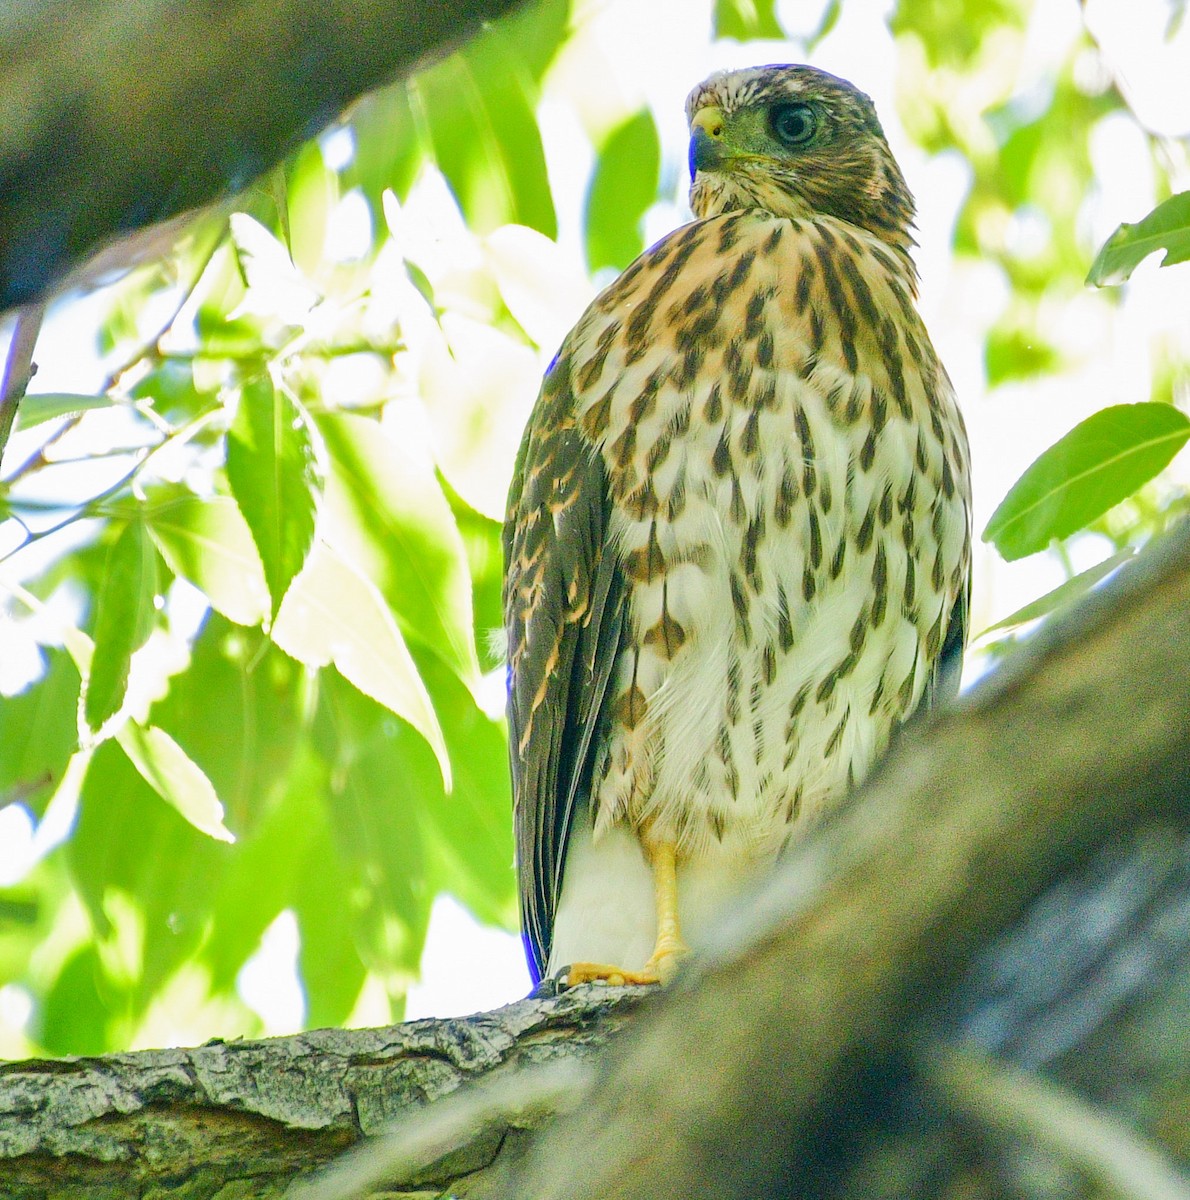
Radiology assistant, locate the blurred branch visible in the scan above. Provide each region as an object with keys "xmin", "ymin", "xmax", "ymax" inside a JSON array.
[
  {"xmin": 0, "ymin": 0, "xmax": 527, "ymax": 311},
  {"xmin": 924, "ymin": 1044, "xmax": 1190, "ymax": 1200}
]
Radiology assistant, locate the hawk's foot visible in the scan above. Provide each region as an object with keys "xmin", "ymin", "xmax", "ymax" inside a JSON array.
[{"xmin": 563, "ymin": 961, "xmax": 663, "ymax": 988}]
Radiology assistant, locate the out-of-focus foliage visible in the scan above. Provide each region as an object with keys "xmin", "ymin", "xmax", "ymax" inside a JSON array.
[
  {"xmin": 585, "ymin": 111, "xmax": 662, "ymax": 274},
  {"xmin": 0, "ymin": 0, "xmax": 1187, "ymax": 1057}
]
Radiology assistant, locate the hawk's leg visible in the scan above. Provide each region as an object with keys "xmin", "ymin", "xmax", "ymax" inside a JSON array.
[{"xmin": 564, "ymin": 840, "xmax": 690, "ymax": 988}]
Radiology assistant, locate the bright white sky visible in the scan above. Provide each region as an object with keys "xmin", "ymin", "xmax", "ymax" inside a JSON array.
[{"xmin": 1, "ymin": 0, "xmax": 1188, "ymax": 1034}]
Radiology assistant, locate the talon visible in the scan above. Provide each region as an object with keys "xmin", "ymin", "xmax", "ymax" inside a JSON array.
[{"xmin": 564, "ymin": 961, "xmax": 662, "ymax": 988}]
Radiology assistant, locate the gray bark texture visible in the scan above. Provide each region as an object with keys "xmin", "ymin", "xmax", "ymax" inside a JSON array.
[
  {"xmin": 0, "ymin": 0, "xmax": 523, "ymax": 310},
  {"xmin": 1, "ymin": 524, "xmax": 1188, "ymax": 1198},
  {"xmin": 0, "ymin": 987, "xmax": 648, "ymax": 1197}
]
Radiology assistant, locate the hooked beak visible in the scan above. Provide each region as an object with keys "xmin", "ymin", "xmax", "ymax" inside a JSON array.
[{"xmin": 689, "ymin": 105, "xmax": 728, "ymax": 177}]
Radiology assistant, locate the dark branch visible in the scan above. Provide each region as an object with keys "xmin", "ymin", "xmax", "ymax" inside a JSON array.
[{"xmin": 0, "ymin": 0, "xmax": 525, "ymax": 311}]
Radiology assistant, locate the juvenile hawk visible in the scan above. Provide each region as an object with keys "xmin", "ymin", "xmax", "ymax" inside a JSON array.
[{"xmin": 503, "ymin": 64, "xmax": 971, "ymax": 987}]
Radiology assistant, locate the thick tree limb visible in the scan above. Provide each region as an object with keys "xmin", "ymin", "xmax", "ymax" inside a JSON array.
[
  {"xmin": 0, "ymin": 987, "xmax": 646, "ymax": 1197},
  {"xmin": 0, "ymin": 0, "xmax": 524, "ymax": 310}
]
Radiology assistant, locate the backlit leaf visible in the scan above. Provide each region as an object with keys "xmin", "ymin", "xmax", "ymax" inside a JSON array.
[
  {"xmin": 983, "ymin": 404, "xmax": 1190, "ymax": 560},
  {"xmin": 317, "ymin": 412, "xmax": 480, "ymax": 689},
  {"xmin": 272, "ymin": 540, "xmax": 450, "ymax": 787},
  {"xmin": 0, "ymin": 648, "xmax": 81, "ymax": 815},
  {"xmin": 145, "ymin": 488, "xmax": 270, "ymax": 627},
  {"xmin": 116, "ymin": 721, "xmax": 235, "ymax": 843},
  {"xmin": 414, "ymin": 16, "xmax": 557, "ymax": 238},
  {"xmin": 1087, "ymin": 192, "xmax": 1190, "ymax": 286},
  {"xmin": 485, "ymin": 224, "xmax": 593, "ymax": 353},
  {"xmin": 14, "ymin": 393, "xmax": 116, "ymax": 432},
  {"xmin": 84, "ymin": 519, "xmax": 160, "ymax": 734},
  {"xmin": 71, "ymin": 738, "xmax": 230, "ymax": 1006},
  {"xmin": 226, "ymin": 373, "xmax": 321, "ymax": 621},
  {"xmin": 311, "ymin": 673, "xmax": 435, "ymax": 981},
  {"xmin": 976, "ymin": 547, "xmax": 1135, "ymax": 637},
  {"xmin": 714, "ymin": 0, "xmax": 784, "ymax": 39},
  {"xmin": 585, "ymin": 111, "xmax": 662, "ymax": 275}
]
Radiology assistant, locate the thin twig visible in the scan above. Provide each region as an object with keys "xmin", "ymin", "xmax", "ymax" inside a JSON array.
[
  {"xmin": 97, "ymin": 222, "xmax": 226, "ymax": 395},
  {"xmin": 0, "ymin": 302, "xmax": 48, "ymax": 470}
]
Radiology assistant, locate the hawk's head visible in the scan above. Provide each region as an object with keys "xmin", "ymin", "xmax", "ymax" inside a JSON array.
[{"xmin": 687, "ymin": 64, "xmax": 915, "ymax": 253}]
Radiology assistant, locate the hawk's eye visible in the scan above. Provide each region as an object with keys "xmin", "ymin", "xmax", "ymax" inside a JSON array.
[{"xmin": 769, "ymin": 102, "xmax": 816, "ymax": 148}]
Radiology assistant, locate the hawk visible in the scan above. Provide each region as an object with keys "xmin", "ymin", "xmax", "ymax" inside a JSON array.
[{"xmin": 503, "ymin": 64, "xmax": 971, "ymax": 988}]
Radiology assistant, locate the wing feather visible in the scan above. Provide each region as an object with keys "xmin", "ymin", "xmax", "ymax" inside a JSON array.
[{"xmin": 503, "ymin": 360, "xmax": 625, "ymax": 983}]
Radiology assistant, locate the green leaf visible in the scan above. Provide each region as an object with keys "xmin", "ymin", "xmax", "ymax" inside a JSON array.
[
  {"xmin": 272, "ymin": 540, "xmax": 450, "ymax": 788},
  {"xmin": 317, "ymin": 412, "xmax": 480, "ymax": 689},
  {"xmin": 975, "ymin": 547, "xmax": 1135, "ymax": 637},
  {"xmin": 0, "ymin": 648, "xmax": 82, "ymax": 814},
  {"xmin": 115, "ymin": 721, "xmax": 235, "ymax": 843},
  {"xmin": 291, "ymin": 770, "xmax": 369, "ymax": 1028},
  {"xmin": 444, "ymin": 481, "xmax": 505, "ymax": 673},
  {"xmin": 13, "ymin": 392, "xmax": 116, "ymax": 432},
  {"xmin": 38, "ymin": 946, "xmax": 111, "ymax": 1056},
  {"xmin": 83, "ymin": 519, "xmax": 160, "ymax": 734},
  {"xmin": 714, "ymin": 0, "xmax": 784, "ymax": 39},
  {"xmin": 414, "ymin": 654, "xmax": 516, "ymax": 930},
  {"xmin": 984, "ymin": 324, "xmax": 1061, "ymax": 386},
  {"xmin": 72, "ymin": 738, "xmax": 230, "ymax": 1008},
  {"xmin": 312, "ymin": 673, "xmax": 435, "ymax": 982},
  {"xmin": 1087, "ymin": 191, "xmax": 1190, "ymax": 286},
  {"xmin": 144, "ymin": 487, "xmax": 270, "ymax": 627},
  {"xmin": 983, "ymin": 404, "xmax": 1190, "ymax": 560},
  {"xmin": 891, "ymin": 0, "xmax": 1025, "ymax": 68},
  {"xmin": 204, "ymin": 758, "xmax": 322, "ymax": 995},
  {"xmin": 585, "ymin": 111, "xmax": 662, "ymax": 275},
  {"xmin": 150, "ymin": 613, "xmax": 305, "ymax": 836},
  {"xmin": 225, "ymin": 373, "xmax": 321, "ymax": 621},
  {"xmin": 415, "ymin": 17, "xmax": 558, "ymax": 238}
]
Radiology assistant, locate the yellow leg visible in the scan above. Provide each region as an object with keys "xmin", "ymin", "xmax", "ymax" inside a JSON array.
[
  {"xmin": 565, "ymin": 839, "xmax": 690, "ymax": 988},
  {"xmin": 641, "ymin": 840, "xmax": 688, "ymax": 983}
]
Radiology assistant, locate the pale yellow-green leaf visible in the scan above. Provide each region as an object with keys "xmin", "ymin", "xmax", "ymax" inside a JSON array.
[
  {"xmin": 228, "ymin": 212, "xmax": 320, "ymax": 322},
  {"xmin": 145, "ymin": 492, "xmax": 270, "ymax": 627},
  {"xmin": 116, "ymin": 722, "xmax": 235, "ymax": 843},
  {"xmin": 420, "ymin": 314, "xmax": 541, "ymax": 520},
  {"xmin": 484, "ymin": 224, "xmax": 594, "ymax": 352},
  {"xmin": 272, "ymin": 541, "xmax": 451, "ymax": 788}
]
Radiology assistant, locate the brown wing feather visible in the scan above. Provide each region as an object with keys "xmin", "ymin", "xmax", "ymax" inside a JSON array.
[
  {"xmin": 503, "ymin": 354, "xmax": 625, "ymax": 983},
  {"xmin": 922, "ymin": 576, "xmax": 969, "ymax": 712}
]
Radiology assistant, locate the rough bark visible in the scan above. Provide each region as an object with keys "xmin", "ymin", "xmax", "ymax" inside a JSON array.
[
  {"xmin": 2, "ymin": 525, "xmax": 1188, "ymax": 1198},
  {"xmin": 0, "ymin": 0, "xmax": 524, "ymax": 310},
  {"xmin": 0, "ymin": 986, "xmax": 647, "ymax": 1197}
]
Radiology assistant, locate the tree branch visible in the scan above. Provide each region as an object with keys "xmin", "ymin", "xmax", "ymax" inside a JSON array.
[
  {"xmin": 0, "ymin": 987, "xmax": 646, "ymax": 1196},
  {"xmin": 0, "ymin": 0, "xmax": 525, "ymax": 311}
]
